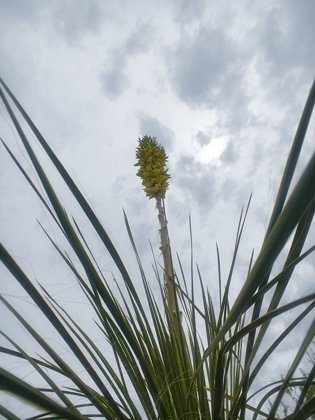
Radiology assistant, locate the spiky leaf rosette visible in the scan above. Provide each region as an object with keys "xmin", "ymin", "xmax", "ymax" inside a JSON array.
[{"xmin": 135, "ymin": 135, "xmax": 170, "ymax": 199}]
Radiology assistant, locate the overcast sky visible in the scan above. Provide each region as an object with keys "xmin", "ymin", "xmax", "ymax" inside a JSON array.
[{"xmin": 0, "ymin": 0, "xmax": 315, "ymax": 417}]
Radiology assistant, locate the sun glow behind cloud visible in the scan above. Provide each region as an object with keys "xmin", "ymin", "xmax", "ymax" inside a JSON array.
[{"xmin": 197, "ymin": 135, "xmax": 229, "ymax": 164}]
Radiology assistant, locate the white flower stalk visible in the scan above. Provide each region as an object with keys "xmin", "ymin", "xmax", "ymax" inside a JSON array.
[
  {"xmin": 135, "ymin": 135, "xmax": 178, "ymax": 329},
  {"xmin": 156, "ymin": 195, "xmax": 179, "ymax": 328}
]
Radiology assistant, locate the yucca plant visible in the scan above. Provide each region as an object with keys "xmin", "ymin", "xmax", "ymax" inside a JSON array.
[{"xmin": 0, "ymin": 76, "xmax": 315, "ymax": 419}]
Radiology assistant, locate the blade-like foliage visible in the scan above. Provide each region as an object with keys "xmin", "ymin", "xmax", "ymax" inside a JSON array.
[{"xmin": 0, "ymin": 77, "xmax": 314, "ymax": 419}]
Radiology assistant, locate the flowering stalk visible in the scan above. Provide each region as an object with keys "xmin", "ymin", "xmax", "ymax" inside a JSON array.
[
  {"xmin": 156, "ymin": 195, "xmax": 179, "ymax": 329},
  {"xmin": 135, "ymin": 135, "xmax": 179, "ymax": 330}
]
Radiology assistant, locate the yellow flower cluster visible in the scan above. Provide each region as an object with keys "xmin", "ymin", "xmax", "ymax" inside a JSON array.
[{"xmin": 135, "ymin": 135, "xmax": 170, "ymax": 199}]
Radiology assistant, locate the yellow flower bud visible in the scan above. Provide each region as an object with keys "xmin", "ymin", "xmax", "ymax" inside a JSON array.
[{"xmin": 135, "ymin": 135, "xmax": 170, "ymax": 199}]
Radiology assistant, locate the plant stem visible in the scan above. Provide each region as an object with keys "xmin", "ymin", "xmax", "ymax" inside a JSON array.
[{"xmin": 156, "ymin": 196, "xmax": 180, "ymax": 332}]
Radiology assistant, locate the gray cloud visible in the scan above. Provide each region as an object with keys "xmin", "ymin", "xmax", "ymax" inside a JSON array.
[
  {"xmin": 101, "ymin": 58, "xmax": 130, "ymax": 98},
  {"xmin": 165, "ymin": 3, "xmax": 315, "ymax": 138},
  {"xmin": 196, "ymin": 130, "xmax": 212, "ymax": 146},
  {"xmin": 174, "ymin": 154, "xmax": 216, "ymax": 210},
  {"xmin": 166, "ymin": 27, "xmax": 240, "ymax": 107},
  {"xmin": 173, "ymin": 146, "xmax": 251, "ymax": 214},
  {"xmin": 138, "ymin": 115, "xmax": 174, "ymax": 151},
  {"xmin": 259, "ymin": 3, "xmax": 315, "ymax": 78},
  {"xmin": 100, "ymin": 22, "xmax": 153, "ymax": 99},
  {"xmin": 220, "ymin": 140, "xmax": 238, "ymax": 164},
  {"xmin": 171, "ymin": 0, "xmax": 208, "ymax": 24},
  {"xmin": 49, "ymin": 0, "xmax": 106, "ymax": 44},
  {"xmin": 0, "ymin": 0, "xmax": 40, "ymax": 23},
  {"xmin": 164, "ymin": 25, "xmax": 250, "ymax": 135},
  {"xmin": 0, "ymin": 0, "xmax": 107, "ymax": 45},
  {"xmin": 124, "ymin": 23, "xmax": 153, "ymax": 55}
]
